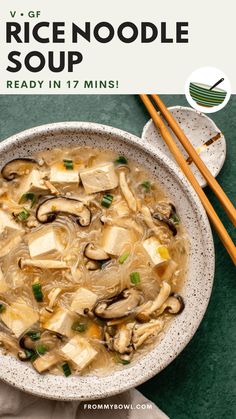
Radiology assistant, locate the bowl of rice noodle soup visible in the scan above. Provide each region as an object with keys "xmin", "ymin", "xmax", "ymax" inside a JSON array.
[{"xmin": 0, "ymin": 122, "xmax": 214, "ymax": 400}]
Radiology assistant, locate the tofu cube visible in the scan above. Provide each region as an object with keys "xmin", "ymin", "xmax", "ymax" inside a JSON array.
[
  {"xmin": 0, "ymin": 210, "xmax": 22, "ymax": 236},
  {"xmin": 28, "ymin": 226, "xmax": 63, "ymax": 259},
  {"xmin": 1, "ymin": 298, "xmax": 39, "ymax": 338},
  {"xmin": 43, "ymin": 308, "xmax": 75, "ymax": 337},
  {"xmin": 16, "ymin": 169, "xmax": 48, "ymax": 200},
  {"xmin": 33, "ymin": 352, "xmax": 61, "ymax": 373},
  {"xmin": 80, "ymin": 163, "xmax": 118, "ymax": 194},
  {"xmin": 70, "ymin": 288, "xmax": 98, "ymax": 315},
  {"xmin": 142, "ymin": 236, "xmax": 170, "ymax": 266},
  {"xmin": 61, "ymin": 336, "xmax": 97, "ymax": 371},
  {"xmin": 112, "ymin": 199, "xmax": 130, "ymax": 217},
  {"xmin": 101, "ymin": 225, "xmax": 135, "ymax": 256},
  {"xmin": 50, "ymin": 164, "xmax": 79, "ymax": 184}
]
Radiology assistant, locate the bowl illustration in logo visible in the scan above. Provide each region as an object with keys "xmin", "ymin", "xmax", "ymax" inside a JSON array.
[{"xmin": 189, "ymin": 82, "xmax": 227, "ymax": 107}]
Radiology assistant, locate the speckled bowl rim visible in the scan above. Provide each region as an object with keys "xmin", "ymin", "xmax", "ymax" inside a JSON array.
[
  {"xmin": 0, "ymin": 122, "xmax": 215, "ymax": 400},
  {"xmin": 142, "ymin": 105, "xmax": 227, "ymax": 187}
]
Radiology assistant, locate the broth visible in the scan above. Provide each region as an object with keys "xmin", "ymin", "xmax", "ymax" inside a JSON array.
[{"xmin": 0, "ymin": 147, "xmax": 188, "ymax": 376}]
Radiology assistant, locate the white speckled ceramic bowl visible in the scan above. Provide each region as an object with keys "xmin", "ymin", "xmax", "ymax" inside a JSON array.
[
  {"xmin": 142, "ymin": 106, "xmax": 226, "ymax": 188},
  {"xmin": 0, "ymin": 122, "xmax": 215, "ymax": 400}
]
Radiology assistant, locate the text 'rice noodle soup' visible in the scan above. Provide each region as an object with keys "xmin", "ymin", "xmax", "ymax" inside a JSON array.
[{"xmin": 0, "ymin": 147, "xmax": 188, "ymax": 377}]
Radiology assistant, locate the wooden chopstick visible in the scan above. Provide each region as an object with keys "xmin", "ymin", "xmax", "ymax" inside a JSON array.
[
  {"xmin": 151, "ymin": 94, "xmax": 236, "ymax": 227},
  {"xmin": 140, "ymin": 94, "xmax": 236, "ymax": 265}
]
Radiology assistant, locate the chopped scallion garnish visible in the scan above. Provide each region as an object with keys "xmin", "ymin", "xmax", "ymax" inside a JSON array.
[
  {"xmin": 17, "ymin": 208, "xmax": 30, "ymax": 222},
  {"xmin": 19, "ymin": 192, "xmax": 36, "ymax": 208},
  {"xmin": 130, "ymin": 272, "xmax": 141, "ymax": 285},
  {"xmin": 62, "ymin": 362, "xmax": 72, "ymax": 377},
  {"xmin": 37, "ymin": 345, "xmax": 47, "ymax": 355},
  {"xmin": 72, "ymin": 322, "xmax": 87, "ymax": 333},
  {"xmin": 114, "ymin": 353, "xmax": 130, "ymax": 365},
  {"xmin": 63, "ymin": 159, "xmax": 74, "ymax": 170},
  {"xmin": 119, "ymin": 358, "xmax": 130, "ymax": 365},
  {"xmin": 25, "ymin": 349, "xmax": 36, "ymax": 360},
  {"xmin": 26, "ymin": 331, "xmax": 41, "ymax": 341},
  {"xmin": 118, "ymin": 251, "xmax": 130, "ymax": 264},
  {"xmin": 141, "ymin": 181, "xmax": 151, "ymax": 192},
  {"xmin": 0, "ymin": 304, "xmax": 6, "ymax": 313},
  {"xmin": 101, "ymin": 194, "xmax": 113, "ymax": 208},
  {"xmin": 114, "ymin": 156, "xmax": 128, "ymax": 165},
  {"xmin": 170, "ymin": 213, "xmax": 180, "ymax": 225},
  {"xmin": 32, "ymin": 282, "xmax": 43, "ymax": 302},
  {"xmin": 30, "ymin": 351, "xmax": 39, "ymax": 362}
]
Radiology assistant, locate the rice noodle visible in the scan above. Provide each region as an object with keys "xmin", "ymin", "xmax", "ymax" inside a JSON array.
[{"xmin": 0, "ymin": 146, "xmax": 188, "ymax": 376}]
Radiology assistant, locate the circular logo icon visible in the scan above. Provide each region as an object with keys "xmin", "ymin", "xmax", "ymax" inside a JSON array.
[{"xmin": 185, "ymin": 67, "xmax": 231, "ymax": 113}]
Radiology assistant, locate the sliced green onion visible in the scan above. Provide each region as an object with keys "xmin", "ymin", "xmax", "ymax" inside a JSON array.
[
  {"xmin": 118, "ymin": 251, "xmax": 130, "ymax": 264},
  {"xmin": 24, "ymin": 349, "xmax": 36, "ymax": 360},
  {"xmin": 32, "ymin": 282, "xmax": 43, "ymax": 302},
  {"xmin": 19, "ymin": 192, "xmax": 36, "ymax": 208},
  {"xmin": 37, "ymin": 345, "xmax": 47, "ymax": 355},
  {"xmin": 30, "ymin": 351, "xmax": 39, "ymax": 362},
  {"xmin": 141, "ymin": 181, "xmax": 151, "ymax": 192},
  {"xmin": 119, "ymin": 358, "xmax": 130, "ymax": 365},
  {"xmin": 26, "ymin": 331, "xmax": 41, "ymax": 341},
  {"xmin": 130, "ymin": 272, "xmax": 141, "ymax": 285},
  {"xmin": 114, "ymin": 156, "xmax": 128, "ymax": 165},
  {"xmin": 170, "ymin": 213, "xmax": 180, "ymax": 225},
  {"xmin": 0, "ymin": 304, "xmax": 6, "ymax": 313},
  {"xmin": 17, "ymin": 208, "xmax": 30, "ymax": 221},
  {"xmin": 63, "ymin": 159, "xmax": 74, "ymax": 170},
  {"xmin": 114, "ymin": 353, "xmax": 130, "ymax": 365},
  {"xmin": 72, "ymin": 322, "xmax": 87, "ymax": 333},
  {"xmin": 101, "ymin": 194, "xmax": 113, "ymax": 208},
  {"xmin": 62, "ymin": 362, "xmax": 72, "ymax": 377}
]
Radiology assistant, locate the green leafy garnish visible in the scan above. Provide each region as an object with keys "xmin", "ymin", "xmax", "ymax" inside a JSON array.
[
  {"xmin": 101, "ymin": 194, "xmax": 113, "ymax": 208},
  {"xmin": 170, "ymin": 213, "xmax": 180, "ymax": 225},
  {"xmin": 141, "ymin": 181, "xmax": 151, "ymax": 192},
  {"xmin": 25, "ymin": 349, "xmax": 36, "ymax": 360},
  {"xmin": 114, "ymin": 353, "xmax": 130, "ymax": 365},
  {"xmin": 63, "ymin": 159, "xmax": 74, "ymax": 170},
  {"xmin": 62, "ymin": 362, "xmax": 72, "ymax": 377},
  {"xmin": 26, "ymin": 331, "xmax": 41, "ymax": 341},
  {"xmin": 114, "ymin": 156, "xmax": 128, "ymax": 165},
  {"xmin": 19, "ymin": 192, "xmax": 36, "ymax": 208},
  {"xmin": 118, "ymin": 251, "xmax": 130, "ymax": 264},
  {"xmin": 30, "ymin": 351, "xmax": 39, "ymax": 362},
  {"xmin": 17, "ymin": 208, "xmax": 30, "ymax": 222},
  {"xmin": 130, "ymin": 272, "xmax": 141, "ymax": 285},
  {"xmin": 72, "ymin": 322, "xmax": 87, "ymax": 333},
  {"xmin": 32, "ymin": 282, "xmax": 43, "ymax": 302},
  {"xmin": 37, "ymin": 345, "xmax": 47, "ymax": 355},
  {"xmin": 0, "ymin": 304, "xmax": 6, "ymax": 313}
]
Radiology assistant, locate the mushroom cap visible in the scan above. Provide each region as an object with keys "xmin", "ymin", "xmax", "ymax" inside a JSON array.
[
  {"xmin": 1, "ymin": 158, "xmax": 38, "ymax": 181},
  {"xmin": 18, "ymin": 350, "xmax": 31, "ymax": 361},
  {"xmin": 36, "ymin": 196, "xmax": 91, "ymax": 226},
  {"xmin": 84, "ymin": 243, "xmax": 109, "ymax": 261},
  {"xmin": 94, "ymin": 289, "xmax": 142, "ymax": 319},
  {"xmin": 165, "ymin": 294, "xmax": 185, "ymax": 314}
]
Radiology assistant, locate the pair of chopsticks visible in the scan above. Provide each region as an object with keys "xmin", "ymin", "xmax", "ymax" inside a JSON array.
[{"xmin": 140, "ymin": 94, "xmax": 236, "ymax": 265}]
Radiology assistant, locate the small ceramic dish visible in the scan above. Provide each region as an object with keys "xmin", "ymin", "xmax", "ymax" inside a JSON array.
[
  {"xmin": 0, "ymin": 122, "xmax": 215, "ymax": 400},
  {"xmin": 142, "ymin": 106, "xmax": 226, "ymax": 188}
]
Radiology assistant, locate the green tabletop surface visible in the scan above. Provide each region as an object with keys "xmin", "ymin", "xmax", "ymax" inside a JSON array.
[{"xmin": 0, "ymin": 94, "xmax": 235, "ymax": 419}]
